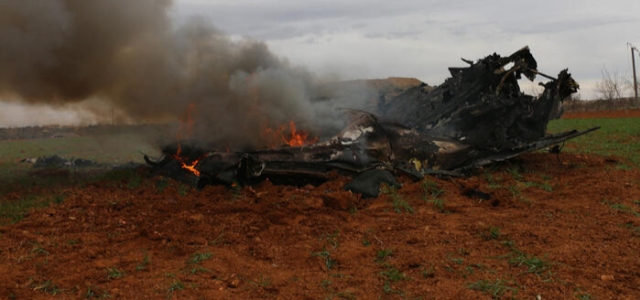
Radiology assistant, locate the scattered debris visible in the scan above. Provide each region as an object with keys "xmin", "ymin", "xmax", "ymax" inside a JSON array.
[
  {"xmin": 344, "ymin": 169, "xmax": 401, "ymax": 198},
  {"xmin": 22, "ymin": 155, "xmax": 101, "ymax": 169},
  {"xmin": 462, "ymin": 188, "xmax": 492, "ymax": 201}
]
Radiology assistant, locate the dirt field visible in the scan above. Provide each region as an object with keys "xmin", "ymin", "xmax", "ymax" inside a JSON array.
[
  {"xmin": 563, "ymin": 108, "xmax": 640, "ymax": 119},
  {"xmin": 1, "ymin": 110, "xmax": 639, "ymax": 299}
]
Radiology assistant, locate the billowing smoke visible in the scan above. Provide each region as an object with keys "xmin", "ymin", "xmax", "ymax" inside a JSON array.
[{"xmin": 0, "ymin": 0, "xmax": 372, "ymax": 148}]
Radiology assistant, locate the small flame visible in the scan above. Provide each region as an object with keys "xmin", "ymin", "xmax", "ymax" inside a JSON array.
[
  {"xmin": 173, "ymin": 143, "xmax": 201, "ymax": 177},
  {"xmin": 283, "ymin": 120, "xmax": 316, "ymax": 147},
  {"xmin": 173, "ymin": 103, "xmax": 201, "ymax": 177},
  {"xmin": 181, "ymin": 160, "xmax": 201, "ymax": 176},
  {"xmin": 262, "ymin": 120, "xmax": 317, "ymax": 148}
]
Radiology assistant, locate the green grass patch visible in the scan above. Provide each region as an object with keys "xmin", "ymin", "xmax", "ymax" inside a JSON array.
[
  {"xmin": 548, "ymin": 117, "xmax": 640, "ymax": 167},
  {"xmin": 483, "ymin": 169, "xmax": 503, "ymax": 189},
  {"xmin": 183, "ymin": 251, "xmax": 213, "ymax": 275},
  {"xmin": 379, "ymin": 266, "xmax": 408, "ymax": 295},
  {"xmin": 107, "ymin": 267, "xmax": 124, "ymax": 280},
  {"xmin": 609, "ymin": 203, "xmax": 640, "ymax": 217},
  {"xmin": 312, "ymin": 249, "xmax": 337, "ymax": 270},
  {"xmin": 0, "ymin": 133, "xmax": 159, "ymax": 215},
  {"xmin": 508, "ymin": 250, "xmax": 551, "ymax": 276},
  {"xmin": 319, "ymin": 231, "xmax": 340, "ymax": 249},
  {"xmin": 619, "ymin": 222, "xmax": 640, "ymax": 236},
  {"xmin": 249, "ymin": 274, "xmax": 272, "ymax": 287},
  {"xmin": 506, "ymin": 166, "xmax": 525, "ymax": 181},
  {"xmin": 574, "ymin": 287, "xmax": 594, "ymax": 300},
  {"xmin": 0, "ymin": 134, "xmax": 159, "ymax": 166},
  {"xmin": 32, "ymin": 280, "xmax": 62, "ymax": 295},
  {"xmin": 166, "ymin": 279, "xmax": 185, "ymax": 296},
  {"xmin": 422, "ymin": 179, "xmax": 444, "ymax": 198},
  {"xmin": 481, "ymin": 226, "xmax": 502, "ymax": 241},
  {"xmin": 187, "ymin": 251, "xmax": 213, "ymax": 265},
  {"xmin": 85, "ymin": 285, "xmax": 111, "ymax": 299},
  {"xmin": 0, "ymin": 194, "xmax": 64, "ymax": 225},
  {"xmin": 375, "ymin": 249, "xmax": 394, "ymax": 264},
  {"xmin": 379, "ymin": 267, "xmax": 406, "ymax": 282},
  {"xmin": 136, "ymin": 253, "xmax": 151, "ymax": 271},
  {"xmin": 381, "ymin": 186, "xmax": 414, "ymax": 214},
  {"xmin": 422, "ymin": 180, "xmax": 447, "ymax": 212}
]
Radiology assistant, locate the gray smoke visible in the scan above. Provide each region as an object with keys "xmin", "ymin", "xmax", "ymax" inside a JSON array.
[{"xmin": 0, "ymin": 0, "xmax": 374, "ymax": 148}]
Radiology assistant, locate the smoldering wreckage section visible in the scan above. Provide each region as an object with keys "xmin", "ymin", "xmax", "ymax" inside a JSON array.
[{"xmin": 146, "ymin": 47, "xmax": 599, "ymax": 197}]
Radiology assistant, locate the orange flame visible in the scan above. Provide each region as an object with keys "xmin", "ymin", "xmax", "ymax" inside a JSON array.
[
  {"xmin": 262, "ymin": 120, "xmax": 317, "ymax": 148},
  {"xmin": 181, "ymin": 161, "xmax": 200, "ymax": 176},
  {"xmin": 283, "ymin": 120, "xmax": 317, "ymax": 147},
  {"xmin": 173, "ymin": 103, "xmax": 201, "ymax": 177},
  {"xmin": 173, "ymin": 144, "xmax": 201, "ymax": 177}
]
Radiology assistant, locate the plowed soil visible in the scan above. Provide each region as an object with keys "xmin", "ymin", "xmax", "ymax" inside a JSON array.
[
  {"xmin": 563, "ymin": 108, "xmax": 640, "ymax": 119},
  {"xmin": 1, "ymin": 110, "xmax": 639, "ymax": 299}
]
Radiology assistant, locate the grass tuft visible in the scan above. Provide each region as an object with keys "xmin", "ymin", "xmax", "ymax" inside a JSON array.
[
  {"xmin": 32, "ymin": 280, "xmax": 61, "ymax": 295},
  {"xmin": 187, "ymin": 251, "xmax": 212, "ymax": 265},
  {"xmin": 467, "ymin": 279, "xmax": 517, "ymax": 299},
  {"xmin": 166, "ymin": 279, "xmax": 185, "ymax": 296},
  {"xmin": 312, "ymin": 249, "xmax": 337, "ymax": 270},
  {"xmin": 508, "ymin": 250, "xmax": 551, "ymax": 276},
  {"xmin": 482, "ymin": 226, "xmax": 502, "ymax": 240},
  {"xmin": 0, "ymin": 194, "xmax": 65, "ymax": 225},
  {"xmin": 375, "ymin": 249, "xmax": 393, "ymax": 264},
  {"xmin": 381, "ymin": 185, "xmax": 414, "ymax": 214},
  {"xmin": 422, "ymin": 180, "xmax": 447, "ymax": 212},
  {"xmin": 609, "ymin": 203, "xmax": 640, "ymax": 217},
  {"xmin": 250, "ymin": 274, "xmax": 272, "ymax": 287},
  {"xmin": 107, "ymin": 267, "xmax": 124, "ymax": 280},
  {"xmin": 136, "ymin": 253, "xmax": 151, "ymax": 271}
]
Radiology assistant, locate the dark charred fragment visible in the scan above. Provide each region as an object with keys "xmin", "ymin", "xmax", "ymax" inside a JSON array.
[
  {"xmin": 146, "ymin": 46, "xmax": 599, "ymax": 197},
  {"xmin": 345, "ymin": 169, "xmax": 401, "ymax": 198},
  {"xmin": 379, "ymin": 47, "xmax": 574, "ymax": 149},
  {"xmin": 462, "ymin": 188, "xmax": 492, "ymax": 201}
]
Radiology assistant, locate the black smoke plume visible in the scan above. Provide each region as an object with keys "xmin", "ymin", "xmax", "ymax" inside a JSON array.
[{"xmin": 0, "ymin": 0, "xmax": 364, "ymax": 148}]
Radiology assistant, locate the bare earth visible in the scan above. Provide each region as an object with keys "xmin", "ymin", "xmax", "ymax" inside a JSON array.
[
  {"xmin": 1, "ymin": 110, "xmax": 639, "ymax": 299},
  {"xmin": 563, "ymin": 108, "xmax": 640, "ymax": 119}
]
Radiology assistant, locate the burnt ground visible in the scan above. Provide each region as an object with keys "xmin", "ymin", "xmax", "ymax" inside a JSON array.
[{"xmin": 1, "ymin": 111, "xmax": 639, "ymax": 300}]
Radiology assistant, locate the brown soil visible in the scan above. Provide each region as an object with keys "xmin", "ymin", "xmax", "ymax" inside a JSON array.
[
  {"xmin": 1, "ymin": 111, "xmax": 639, "ymax": 299},
  {"xmin": 563, "ymin": 108, "xmax": 640, "ymax": 119}
]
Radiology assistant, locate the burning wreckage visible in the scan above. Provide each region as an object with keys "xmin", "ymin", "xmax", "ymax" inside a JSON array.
[{"xmin": 145, "ymin": 47, "xmax": 599, "ymax": 197}]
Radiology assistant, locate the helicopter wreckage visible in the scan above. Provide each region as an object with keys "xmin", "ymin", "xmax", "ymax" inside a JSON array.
[{"xmin": 145, "ymin": 47, "xmax": 599, "ymax": 197}]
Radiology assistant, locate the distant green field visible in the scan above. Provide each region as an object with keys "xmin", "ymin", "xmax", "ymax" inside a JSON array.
[
  {"xmin": 0, "ymin": 133, "xmax": 164, "ymax": 224},
  {"xmin": 547, "ymin": 117, "xmax": 640, "ymax": 167},
  {"xmin": 1, "ymin": 118, "xmax": 637, "ymax": 176},
  {"xmin": 0, "ymin": 134, "xmax": 162, "ymax": 179}
]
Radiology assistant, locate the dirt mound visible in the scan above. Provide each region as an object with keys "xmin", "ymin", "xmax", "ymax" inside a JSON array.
[{"xmin": 1, "ymin": 152, "xmax": 639, "ymax": 299}]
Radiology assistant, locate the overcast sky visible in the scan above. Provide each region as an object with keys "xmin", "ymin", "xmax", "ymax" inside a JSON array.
[
  {"xmin": 1, "ymin": 0, "xmax": 639, "ymax": 127},
  {"xmin": 174, "ymin": 0, "xmax": 640, "ymax": 98}
]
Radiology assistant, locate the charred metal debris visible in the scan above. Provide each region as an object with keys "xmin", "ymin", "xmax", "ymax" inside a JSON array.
[{"xmin": 145, "ymin": 47, "xmax": 599, "ymax": 197}]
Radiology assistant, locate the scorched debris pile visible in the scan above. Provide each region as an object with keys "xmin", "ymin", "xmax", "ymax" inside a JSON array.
[{"xmin": 145, "ymin": 47, "xmax": 599, "ymax": 196}]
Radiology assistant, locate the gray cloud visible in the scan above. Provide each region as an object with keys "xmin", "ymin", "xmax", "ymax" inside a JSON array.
[
  {"xmin": 174, "ymin": 0, "xmax": 640, "ymax": 99},
  {"xmin": 2, "ymin": 0, "xmax": 639, "ymax": 130}
]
